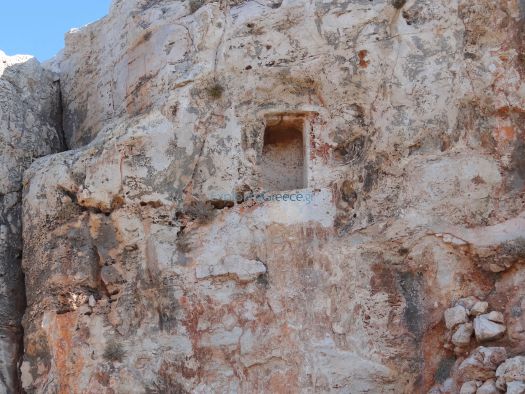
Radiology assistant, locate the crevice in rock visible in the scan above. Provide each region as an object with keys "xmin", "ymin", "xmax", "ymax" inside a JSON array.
[
  {"xmin": 13, "ymin": 71, "xmax": 69, "ymax": 392},
  {"xmin": 56, "ymin": 185, "xmax": 107, "ymax": 216},
  {"xmin": 54, "ymin": 80, "xmax": 68, "ymax": 151}
]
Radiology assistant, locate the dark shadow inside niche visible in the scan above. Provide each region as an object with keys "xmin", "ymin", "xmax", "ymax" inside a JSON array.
[{"xmin": 260, "ymin": 115, "xmax": 306, "ymax": 191}]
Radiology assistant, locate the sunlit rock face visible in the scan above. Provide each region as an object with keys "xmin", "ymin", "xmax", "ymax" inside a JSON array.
[
  {"xmin": 14, "ymin": 0, "xmax": 525, "ymax": 392},
  {"xmin": 0, "ymin": 51, "xmax": 63, "ymax": 393}
]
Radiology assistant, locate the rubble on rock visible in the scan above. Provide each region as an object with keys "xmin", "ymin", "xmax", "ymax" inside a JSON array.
[
  {"xmin": 443, "ymin": 299, "xmax": 507, "ymax": 350},
  {"xmin": 456, "ymin": 347, "xmax": 507, "ymax": 383}
]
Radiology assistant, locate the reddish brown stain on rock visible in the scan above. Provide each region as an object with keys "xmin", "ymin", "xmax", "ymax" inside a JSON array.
[
  {"xmin": 494, "ymin": 125, "xmax": 516, "ymax": 141},
  {"xmin": 51, "ymin": 313, "xmax": 84, "ymax": 394},
  {"xmin": 370, "ymin": 263, "xmax": 402, "ymax": 305},
  {"xmin": 358, "ymin": 50, "xmax": 369, "ymax": 68}
]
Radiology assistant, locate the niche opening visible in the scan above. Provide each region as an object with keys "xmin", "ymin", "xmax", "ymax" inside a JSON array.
[{"xmin": 260, "ymin": 115, "xmax": 307, "ymax": 191}]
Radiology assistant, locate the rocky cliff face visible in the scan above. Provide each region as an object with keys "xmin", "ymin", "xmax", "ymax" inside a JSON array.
[
  {"xmin": 0, "ymin": 51, "xmax": 63, "ymax": 393},
  {"xmin": 0, "ymin": 0, "xmax": 524, "ymax": 392}
]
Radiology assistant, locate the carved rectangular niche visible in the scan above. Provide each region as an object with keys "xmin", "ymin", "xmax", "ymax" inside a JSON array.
[{"xmin": 260, "ymin": 114, "xmax": 309, "ymax": 192}]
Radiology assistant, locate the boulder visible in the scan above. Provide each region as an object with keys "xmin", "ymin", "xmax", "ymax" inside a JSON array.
[
  {"xmin": 457, "ymin": 347, "xmax": 507, "ymax": 383},
  {"xmin": 486, "ymin": 311, "xmax": 504, "ymax": 324},
  {"xmin": 458, "ymin": 296, "xmax": 480, "ymax": 311},
  {"xmin": 445, "ymin": 305, "xmax": 469, "ymax": 330},
  {"xmin": 506, "ymin": 381, "xmax": 525, "ymax": 394},
  {"xmin": 452, "ymin": 323, "xmax": 474, "ymax": 347},
  {"xmin": 473, "ymin": 315, "xmax": 506, "ymax": 342},
  {"xmin": 460, "ymin": 380, "xmax": 481, "ymax": 394},
  {"xmin": 470, "ymin": 302, "xmax": 489, "ymax": 317},
  {"xmin": 495, "ymin": 356, "xmax": 525, "ymax": 385},
  {"xmin": 476, "ymin": 379, "xmax": 498, "ymax": 394}
]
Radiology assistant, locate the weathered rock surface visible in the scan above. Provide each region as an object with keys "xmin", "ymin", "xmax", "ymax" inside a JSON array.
[
  {"xmin": 0, "ymin": 0, "xmax": 522, "ymax": 392},
  {"xmin": 476, "ymin": 379, "xmax": 499, "ymax": 394},
  {"xmin": 195, "ymin": 254, "xmax": 267, "ymax": 281},
  {"xmin": 486, "ymin": 311, "xmax": 505, "ymax": 324},
  {"xmin": 471, "ymin": 301, "xmax": 489, "ymax": 317},
  {"xmin": 507, "ymin": 381, "xmax": 525, "ymax": 394},
  {"xmin": 457, "ymin": 347, "xmax": 507, "ymax": 384},
  {"xmin": 460, "ymin": 380, "xmax": 481, "ymax": 394},
  {"xmin": 0, "ymin": 50, "xmax": 63, "ymax": 392},
  {"xmin": 452, "ymin": 322, "xmax": 474, "ymax": 347},
  {"xmin": 446, "ymin": 305, "xmax": 470, "ymax": 330},
  {"xmin": 474, "ymin": 314, "xmax": 507, "ymax": 342},
  {"xmin": 496, "ymin": 356, "xmax": 525, "ymax": 387}
]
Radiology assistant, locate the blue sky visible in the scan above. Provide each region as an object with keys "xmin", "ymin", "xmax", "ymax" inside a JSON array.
[{"xmin": 0, "ymin": 1, "xmax": 111, "ymax": 62}]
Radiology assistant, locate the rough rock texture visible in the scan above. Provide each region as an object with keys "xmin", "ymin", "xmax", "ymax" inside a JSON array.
[
  {"xmin": 0, "ymin": 51, "xmax": 63, "ymax": 392},
  {"xmin": 507, "ymin": 381, "xmax": 525, "ymax": 394},
  {"xmin": 446, "ymin": 305, "xmax": 469, "ymax": 330},
  {"xmin": 471, "ymin": 301, "xmax": 489, "ymax": 317},
  {"xmin": 460, "ymin": 380, "xmax": 481, "ymax": 394},
  {"xmin": 476, "ymin": 379, "xmax": 498, "ymax": 394},
  {"xmin": 473, "ymin": 314, "xmax": 507, "ymax": 342},
  {"xmin": 496, "ymin": 356, "xmax": 525, "ymax": 387},
  {"xmin": 456, "ymin": 347, "xmax": 507, "ymax": 384},
  {"xmin": 452, "ymin": 323, "xmax": 473, "ymax": 347},
  {"xmin": 0, "ymin": 0, "xmax": 523, "ymax": 392}
]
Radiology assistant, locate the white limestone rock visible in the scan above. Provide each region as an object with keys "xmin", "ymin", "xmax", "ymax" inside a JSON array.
[
  {"xmin": 496, "ymin": 356, "xmax": 525, "ymax": 386},
  {"xmin": 460, "ymin": 380, "xmax": 481, "ymax": 394},
  {"xmin": 458, "ymin": 296, "xmax": 480, "ymax": 311},
  {"xmin": 486, "ymin": 311, "xmax": 505, "ymax": 324},
  {"xmin": 457, "ymin": 347, "xmax": 507, "ymax": 383},
  {"xmin": 445, "ymin": 305, "xmax": 469, "ymax": 330},
  {"xmin": 0, "ymin": 50, "xmax": 63, "ymax": 393},
  {"xmin": 452, "ymin": 323, "xmax": 474, "ymax": 347},
  {"xmin": 12, "ymin": 0, "xmax": 525, "ymax": 392},
  {"xmin": 474, "ymin": 315, "xmax": 506, "ymax": 342},
  {"xmin": 506, "ymin": 381, "xmax": 525, "ymax": 394},
  {"xmin": 471, "ymin": 302, "xmax": 489, "ymax": 317},
  {"xmin": 476, "ymin": 379, "xmax": 499, "ymax": 394}
]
